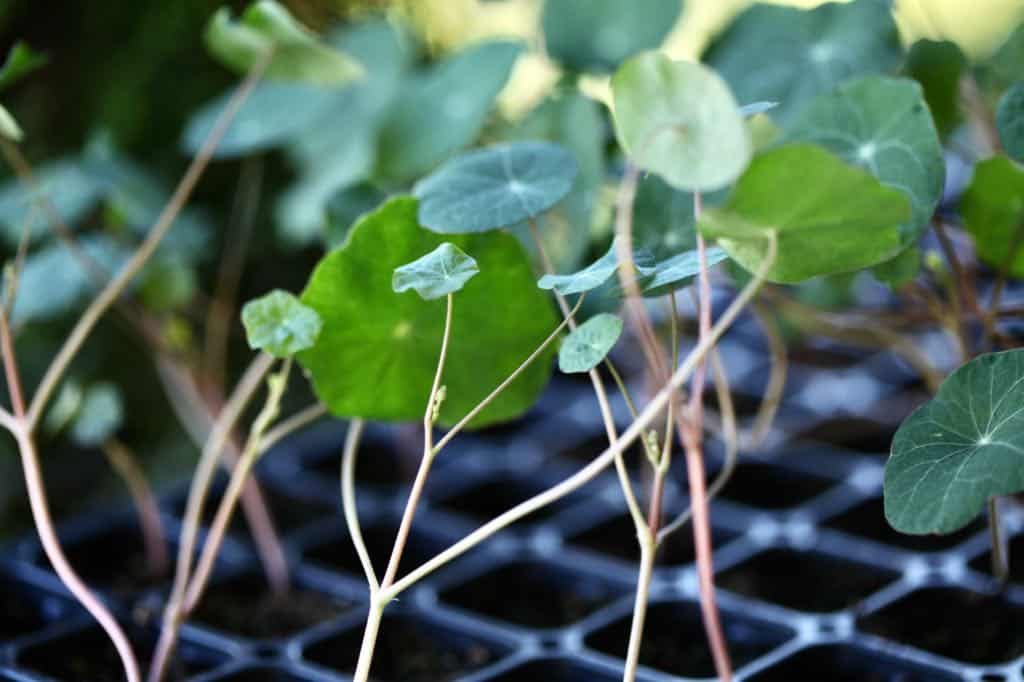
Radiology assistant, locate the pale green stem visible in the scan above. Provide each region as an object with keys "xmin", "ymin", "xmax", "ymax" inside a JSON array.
[{"xmin": 341, "ymin": 418, "xmax": 377, "ymax": 590}]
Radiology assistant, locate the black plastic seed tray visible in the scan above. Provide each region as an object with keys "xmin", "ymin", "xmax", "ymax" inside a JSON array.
[{"xmin": 2, "ymin": 323, "xmax": 1023, "ymax": 681}]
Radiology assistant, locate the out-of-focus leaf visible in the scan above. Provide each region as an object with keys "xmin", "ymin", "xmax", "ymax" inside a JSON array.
[
  {"xmin": 905, "ymin": 40, "xmax": 967, "ymax": 139},
  {"xmin": 242, "ymin": 289, "xmax": 322, "ymax": 358},
  {"xmin": 559, "ymin": 313, "xmax": 623, "ymax": 373},
  {"xmin": 961, "ymin": 156, "xmax": 1024, "ymax": 278},
  {"xmin": 997, "ymin": 81, "xmax": 1024, "ymax": 162},
  {"xmin": 71, "ymin": 383, "xmax": 123, "ymax": 447},
  {"xmin": 324, "ymin": 184, "xmax": 387, "ymax": 249},
  {"xmin": 0, "ymin": 42, "xmax": 46, "ymax": 92}
]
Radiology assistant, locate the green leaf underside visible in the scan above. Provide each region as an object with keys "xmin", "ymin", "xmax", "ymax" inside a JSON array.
[
  {"xmin": 905, "ymin": 40, "xmax": 966, "ymax": 139},
  {"xmin": 640, "ymin": 246, "xmax": 729, "ymax": 297},
  {"xmin": 538, "ymin": 242, "xmax": 620, "ymax": 294},
  {"xmin": 885, "ymin": 350, "xmax": 1024, "ymax": 534},
  {"xmin": 541, "ymin": 0, "xmax": 682, "ymax": 73},
  {"xmin": 392, "ymin": 242, "xmax": 479, "ymax": 300},
  {"xmin": 182, "ymin": 82, "xmax": 340, "ymax": 158},
  {"xmin": 704, "ymin": 0, "xmax": 900, "ymax": 127},
  {"xmin": 242, "ymin": 289, "xmax": 322, "ymax": 358},
  {"xmin": 0, "ymin": 42, "xmax": 47, "ymax": 92},
  {"xmin": 961, "ymin": 156, "xmax": 1024, "ymax": 278},
  {"xmin": 612, "ymin": 52, "xmax": 751, "ymax": 192},
  {"xmin": 71, "ymin": 383, "xmax": 123, "ymax": 447},
  {"xmin": 299, "ymin": 197, "xmax": 557, "ymax": 428},
  {"xmin": 997, "ymin": 82, "xmax": 1024, "ymax": 163},
  {"xmin": 375, "ymin": 41, "xmax": 521, "ymax": 184},
  {"xmin": 559, "ymin": 313, "xmax": 623, "ymax": 373},
  {"xmin": 414, "ymin": 141, "xmax": 577, "ymax": 233},
  {"xmin": 785, "ymin": 76, "xmax": 945, "ymax": 248},
  {"xmin": 206, "ymin": 1, "xmax": 363, "ymax": 85},
  {"xmin": 698, "ymin": 144, "xmax": 910, "ymax": 284}
]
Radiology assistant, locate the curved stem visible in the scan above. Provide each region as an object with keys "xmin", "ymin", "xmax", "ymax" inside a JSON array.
[
  {"xmin": 26, "ymin": 50, "xmax": 271, "ymax": 431},
  {"xmin": 623, "ymin": 535, "xmax": 656, "ymax": 682},
  {"xmin": 383, "ymin": 240, "xmax": 775, "ymax": 602},
  {"xmin": 341, "ymin": 419, "xmax": 377, "ymax": 590},
  {"xmin": 261, "ymin": 402, "xmax": 327, "ymax": 453},
  {"xmin": 102, "ymin": 438, "xmax": 168, "ymax": 576},
  {"xmin": 148, "ymin": 352, "xmax": 274, "ymax": 682},
  {"xmin": 746, "ymin": 301, "xmax": 787, "ymax": 448}
]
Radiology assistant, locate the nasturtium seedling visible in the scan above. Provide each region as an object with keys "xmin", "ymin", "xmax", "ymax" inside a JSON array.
[
  {"xmin": 414, "ymin": 141, "xmax": 577, "ymax": 234},
  {"xmin": 206, "ymin": 0, "xmax": 363, "ymax": 85},
  {"xmin": 392, "ymin": 243, "xmax": 479, "ymax": 300},
  {"xmin": 241, "ymin": 289, "xmax": 322, "ymax": 358},
  {"xmin": 299, "ymin": 197, "xmax": 558, "ymax": 428},
  {"xmin": 541, "ymin": 0, "xmax": 681, "ymax": 73},
  {"xmin": 961, "ymin": 156, "xmax": 1024, "ymax": 278},
  {"xmin": 559, "ymin": 314, "xmax": 624, "ymax": 374},
  {"xmin": 996, "ymin": 81, "xmax": 1024, "ymax": 163},
  {"xmin": 703, "ymin": 0, "xmax": 901, "ymax": 126},
  {"xmin": 785, "ymin": 76, "xmax": 945, "ymax": 250},
  {"xmin": 611, "ymin": 53, "xmax": 751, "ymax": 192},
  {"xmin": 538, "ymin": 241, "xmax": 623, "ymax": 295},
  {"xmin": 71, "ymin": 383, "xmax": 124, "ymax": 447},
  {"xmin": 639, "ymin": 247, "xmax": 729, "ymax": 298},
  {"xmin": 698, "ymin": 144, "xmax": 910, "ymax": 284},
  {"xmin": 885, "ymin": 350, "xmax": 1024, "ymax": 534}
]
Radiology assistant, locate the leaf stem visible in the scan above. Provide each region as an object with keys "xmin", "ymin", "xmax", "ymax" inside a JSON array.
[
  {"xmin": 341, "ymin": 418, "xmax": 377, "ymax": 590},
  {"xmin": 102, "ymin": 438, "xmax": 169, "ymax": 576},
  {"xmin": 989, "ymin": 497, "xmax": 1009, "ymax": 584}
]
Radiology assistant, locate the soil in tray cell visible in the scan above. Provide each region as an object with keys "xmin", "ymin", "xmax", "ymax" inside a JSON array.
[
  {"xmin": 747, "ymin": 644, "xmax": 959, "ymax": 681},
  {"xmin": 47, "ymin": 522, "xmax": 168, "ymax": 596}
]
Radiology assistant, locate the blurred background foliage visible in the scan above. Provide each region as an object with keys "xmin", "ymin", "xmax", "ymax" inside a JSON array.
[{"xmin": 0, "ymin": 0, "xmax": 1021, "ymax": 539}]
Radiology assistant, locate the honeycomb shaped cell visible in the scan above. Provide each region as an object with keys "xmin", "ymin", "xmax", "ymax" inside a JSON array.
[
  {"xmin": 172, "ymin": 482, "xmax": 334, "ymax": 534},
  {"xmin": 826, "ymin": 496, "xmax": 983, "ymax": 552},
  {"xmin": 717, "ymin": 461, "xmax": 835, "ymax": 509},
  {"xmin": 304, "ymin": 612, "xmax": 506, "ymax": 681},
  {"xmin": 485, "ymin": 658, "xmax": 618, "ymax": 681},
  {"xmin": 585, "ymin": 600, "xmax": 792, "ymax": 677},
  {"xmin": 568, "ymin": 513, "xmax": 737, "ymax": 566},
  {"xmin": 436, "ymin": 476, "xmax": 583, "ymax": 525},
  {"xmin": 747, "ymin": 643, "xmax": 960, "ymax": 681},
  {"xmin": 192, "ymin": 572, "xmax": 353, "ymax": 640},
  {"xmin": 717, "ymin": 548, "xmax": 897, "ymax": 612},
  {"xmin": 203, "ymin": 665, "xmax": 323, "ymax": 681},
  {"xmin": 303, "ymin": 519, "xmax": 437, "ymax": 580},
  {"xmin": 859, "ymin": 587, "xmax": 1024, "ymax": 664},
  {"xmin": 16, "ymin": 624, "xmax": 223, "ymax": 681},
  {"xmin": 792, "ymin": 417, "xmax": 895, "ymax": 455},
  {"xmin": 440, "ymin": 560, "xmax": 622, "ymax": 629},
  {"xmin": 970, "ymin": 532, "xmax": 1024, "ymax": 582},
  {"xmin": 0, "ymin": 573, "xmax": 64, "ymax": 641}
]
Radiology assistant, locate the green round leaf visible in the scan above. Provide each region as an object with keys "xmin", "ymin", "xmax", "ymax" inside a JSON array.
[
  {"xmin": 559, "ymin": 313, "xmax": 623, "ymax": 373},
  {"xmin": 392, "ymin": 242, "xmax": 480, "ymax": 300},
  {"xmin": 205, "ymin": 1, "xmax": 363, "ymax": 85},
  {"xmin": 785, "ymin": 76, "xmax": 945, "ymax": 249},
  {"xmin": 414, "ymin": 141, "xmax": 577, "ymax": 234},
  {"xmin": 703, "ymin": 0, "xmax": 901, "ymax": 127},
  {"xmin": 299, "ymin": 197, "xmax": 558, "ymax": 428},
  {"xmin": 374, "ymin": 41, "xmax": 521, "ymax": 184},
  {"xmin": 885, "ymin": 350, "xmax": 1024, "ymax": 534},
  {"xmin": 996, "ymin": 81, "xmax": 1024, "ymax": 163},
  {"xmin": 611, "ymin": 52, "xmax": 751, "ymax": 192},
  {"xmin": 698, "ymin": 144, "xmax": 911, "ymax": 284},
  {"xmin": 71, "ymin": 383, "xmax": 123, "ymax": 447},
  {"xmin": 961, "ymin": 156, "xmax": 1024, "ymax": 278},
  {"xmin": 183, "ymin": 83, "xmax": 339, "ymax": 158},
  {"xmin": 541, "ymin": 0, "xmax": 681, "ymax": 73},
  {"xmin": 242, "ymin": 289, "xmax": 322, "ymax": 358}
]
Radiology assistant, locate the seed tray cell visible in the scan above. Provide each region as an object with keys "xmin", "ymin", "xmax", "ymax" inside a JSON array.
[{"xmin": 2, "ymin": 331, "xmax": 1020, "ymax": 680}]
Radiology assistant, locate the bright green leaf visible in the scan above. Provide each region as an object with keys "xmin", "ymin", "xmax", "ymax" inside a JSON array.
[
  {"xmin": 704, "ymin": 0, "xmax": 901, "ymax": 126},
  {"xmin": 392, "ymin": 242, "xmax": 480, "ymax": 300},
  {"xmin": 242, "ymin": 289, "xmax": 322, "ymax": 358},
  {"xmin": 299, "ymin": 197, "xmax": 557, "ymax": 428},
  {"xmin": 71, "ymin": 383, "xmax": 123, "ymax": 447},
  {"xmin": 182, "ymin": 83, "xmax": 339, "ymax": 158},
  {"xmin": 885, "ymin": 350, "xmax": 1024, "ymax": 534},
  {"xmin": 997, "ymin": 81, "xmax": 1024, "ymax": 163},
  {"xmin": 961, "ymin": 156, "xmax": 1024, "ymax": 278},
  {"xmin": 698, "ymin": 144, "xmax": 911, "ymax": 284},
  {"xmin": 612, "ymin": 52, "xmax": 750, "ymax": 192},
  {"xmin": 905, "ymin": 40, "xmax": 966, "ymax": 139},
  {"xmin": 374, "ymin": 41, "xmax": 521, "ymax": 184},
  {"xmin": 414, "ymin": 141, "xmax": 577, "ymax": 233},
  {"xmin": 205, "ymin": 1, "xmax": 363, "ymax": 85},
  {"xmin": 785, "ymin": 76, "xmax": 945, "ymax": 248},
  {"xmin": 541, "ymin": 0, "xmax": 681, "ymax": 73},
  {"xmin": 559, "ymin": 313, "xmax": 623, "ymax": 373},
  {"xmin": 0, "ymin": 42, "xmax": 46, "ymax": 92}
]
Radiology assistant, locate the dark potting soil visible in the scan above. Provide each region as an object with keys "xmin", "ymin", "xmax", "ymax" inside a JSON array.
[
  {"xmin": 191, "ymin": 574, "xmax": 352, "ymax": 639},
  {"xmin": 486, "ymin": 659, "xmax": 618, "ymax": 681},
  {"xmin": 17, "ymin": 626, "xmax": 215, "ymax": 682},
  {"xmin": 437, "ymin": 478, "xmax": 577, "ymax": 525},
  {"xmin": 308, "ymin": 439, "xmax": 420, "ymax": 488},
  {"xmin": 557, "ymin": 434, "xmax": 647, "ymax": 470},
  {"xmin": 746, "ymin": 644, "xmax": 959, "ymax": 681},
  {"xmin": 568, "ymin": 513, "xmax": 737, "ymax": 566},
  {"xmin": 50, "ymin": 523, "xmax": 167, "ymax": 595},
  {"xmin": 716, "ymin": 548, "xmax": 897, "ymax": 613},
  {"xmin": 440, "ymin": 561, "xmax": 619, "ymax": 629},
  {"xmin": 585, "ymin": 601, "xmax": 791, "ymax": 677},
  {"xmin": 717, "ymin": 461, "xmax": 834, "ymax": 509},
  {"xmin": 212, "ymin": 667, "xmax": 315, "ymax": 681},
  {"xmin": 858, "ymin": 587, "xmax": 1024, "ymax": 663},
  {"xmin": 969, "ymin": 532, "xmax": 1024, "ymax": 582},
  {"xmin": 173, "ymin": 484, "xmax": 333, "ymax": 534},
  {"xmin": 304, "ymin": 520, "xmax": 435, "ymax": 579},
  {"xmin": 304, "ymin": 614, "xmax": 500, "ymax": 682},
  {"xmin": 0, "ymin": 578, "xmax": 51, "ymax": 640},
  {"xmin": 826, "ymin": 496, "xmax": 984, "ymax": 552}
]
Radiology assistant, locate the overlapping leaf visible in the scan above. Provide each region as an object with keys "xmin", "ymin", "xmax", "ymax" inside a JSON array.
[
  {"xmin": 997, "ymin": 82, "xmax": 1024, "ymax": 162},
  {"xmin": 961, "ymin": 156, "xmax": 1024, "ymax": 278},
  {"xmin": 559, "ymin": 314, "xmax": 623, "ymax": 373},
  {"xmin": 242, "ymin": 289, "xmax": 322, "ymax": 358},
  {"xmin": 392, "ymin": 243, "xmax": 479, "ymax": 300}
]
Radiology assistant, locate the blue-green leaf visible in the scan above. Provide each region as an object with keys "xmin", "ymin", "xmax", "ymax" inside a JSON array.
[
  {"xmin": 393, "ymin": 243, "xmax": 479, "ymax": 300},
  {"xmin": 242, "ymin": 289, "xmax": 322, "ymax": 358},
  {"xmin": 559, "ymin": 313, "xmax": 623, "ymax": 373}
]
